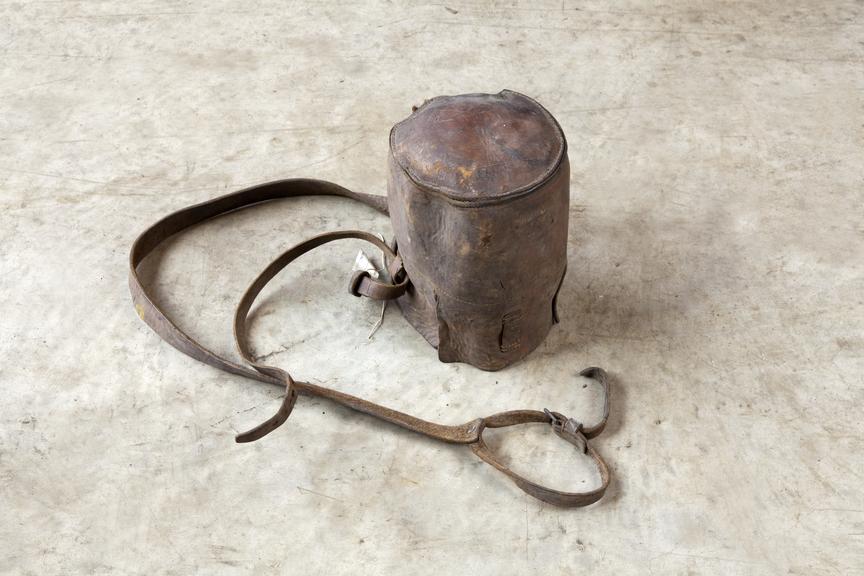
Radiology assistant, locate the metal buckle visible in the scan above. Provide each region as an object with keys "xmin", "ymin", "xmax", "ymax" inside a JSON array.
[{"xmin": 544, "ymin": 409, "xmax": 587, "ymax": 453}]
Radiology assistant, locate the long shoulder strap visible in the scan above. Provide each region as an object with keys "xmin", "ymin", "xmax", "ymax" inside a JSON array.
[{"xmin": 129, "ymin": 178, "xmax": 612, "ymax": 507}]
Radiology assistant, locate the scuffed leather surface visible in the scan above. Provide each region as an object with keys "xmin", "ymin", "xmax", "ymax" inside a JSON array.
[
  {"xmin": 388, "ymin": 91, "xmax": 569, "ymax": 371},
  {"xmin": 390, "ymin": 90, "xmax": 566, "ymax": 204}
]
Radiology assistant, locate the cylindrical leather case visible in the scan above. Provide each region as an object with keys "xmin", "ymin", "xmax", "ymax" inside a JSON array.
[{"xmin": 387, "ymin": 90, "xmax": 569, "ymax": 371}]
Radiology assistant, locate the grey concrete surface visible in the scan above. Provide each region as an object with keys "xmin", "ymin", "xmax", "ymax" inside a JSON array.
[{"xmin": 2, "ymin": 1, "xmax": 863, "ymax": 574}]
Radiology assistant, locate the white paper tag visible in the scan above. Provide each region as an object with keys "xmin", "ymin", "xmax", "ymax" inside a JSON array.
[
  {"xmin": 351, "ymin": 249, "xmax": 380, "ymax": 279},
  {"xmin": 349, "ymin": 245, "xmax": 388, "ymax": 339}
]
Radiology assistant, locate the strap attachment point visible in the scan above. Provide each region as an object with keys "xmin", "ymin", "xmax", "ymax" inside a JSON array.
[{"xmin": 347, "ymin": 250, "xmax": 408, "ymax": 300}]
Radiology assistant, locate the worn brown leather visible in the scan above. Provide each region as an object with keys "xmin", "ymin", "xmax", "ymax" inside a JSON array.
[
  {"xmin": 389, "ymin": 90, "xmax": 569, "ymax": 370},
  {"xmin": 129, "ymin": 92, "xmax": 613, "ymax": 507}
]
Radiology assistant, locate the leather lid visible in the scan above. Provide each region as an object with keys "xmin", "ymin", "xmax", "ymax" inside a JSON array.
[{"xmin": 389, "ymin": 90, "xmax": 566, "ymax": 205}]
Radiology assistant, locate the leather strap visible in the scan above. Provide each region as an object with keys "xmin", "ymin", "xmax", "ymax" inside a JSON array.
[{"xmin": 129, "ymin": 178, "xmax": 612, "ymax": 507}]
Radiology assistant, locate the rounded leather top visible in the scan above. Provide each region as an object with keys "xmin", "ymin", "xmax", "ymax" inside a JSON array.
[{"xmin": 389, "ymin": 90, "xmax": 566, "ymax": 204}]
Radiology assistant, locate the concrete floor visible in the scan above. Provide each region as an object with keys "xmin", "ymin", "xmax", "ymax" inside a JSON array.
[{"xmin": 2, "ymin": 1, "xmax": 863, "ymax": 574}]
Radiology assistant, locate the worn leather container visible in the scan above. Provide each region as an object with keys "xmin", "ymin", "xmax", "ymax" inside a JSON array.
[{"xmin": 387, "ymin": 90, "xmax": 569, "ymax": 371}]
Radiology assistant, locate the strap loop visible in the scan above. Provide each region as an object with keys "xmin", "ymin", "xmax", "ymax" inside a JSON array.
[
  {"xmin": 348, "ymin": 270, "xmax": 371, "ymax": 297},
  {"xmin": 348, "ymin": 265, "xmax": 408, "ymax": 300}
]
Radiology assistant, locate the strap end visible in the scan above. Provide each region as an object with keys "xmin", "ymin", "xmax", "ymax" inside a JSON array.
[{"xmin": 235, "ymin": 387, "xmax": 298, "ymax": 443}]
